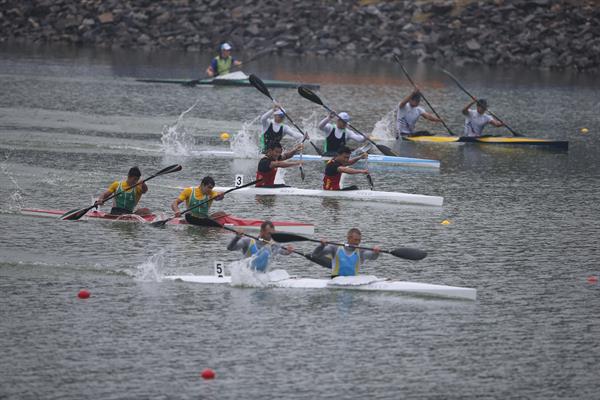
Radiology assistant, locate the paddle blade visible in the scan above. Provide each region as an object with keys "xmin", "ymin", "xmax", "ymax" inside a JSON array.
[
  {"xmin": 298, "ymin": 86, "xmax": 323, "ymax": 106},
  {"xmin": 150, "ymin": 218, "xmax": 171, "ymax": 228},
  {"xmin": 154, "ymin": 164, "xmax": 182, "ymax": 177},
  {"xmin": 271, "ymin": 232, "xmax": 311, "ymax": 243},
  {"xmin": 389, "ymin": 247, "xmax": 428, "ymax": 261},
  {"xmin": 249, "ymin": 74, "xmax": 273, "ymax": 100},
  {"xmin": 299, "ymin": 165, "xmax": 306, "ymax": 181},
  {"xmin": 375, "ymin": 143, "xmax": 398, "ymax": 157},
  {"xmin": 60, "ymin": 206, "xmax": 93, "ymax": 221},
  {"xmin": 366, "ymin": 174, "xmax": 374, "ymax": 190}
]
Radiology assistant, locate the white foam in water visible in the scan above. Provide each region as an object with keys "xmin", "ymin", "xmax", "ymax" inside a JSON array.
[
  {"xmin": 1, "ymin": 152, "xmax": 26, "ymax": 212},
  {"xmin": 134, "ymin": 251, "xmax": 166, "ymax": 282},
  {"xmin": 229, "ymin": 258, "xmax": 271, "ymax": 288},
  {"xmin": 230, "ymin": 115, "xmax": 261, "ymax": 158},
  {"xmin": 370, "ymin": 109, "xmax": 396, "ymax": 141},
  {"xmin": 160, "ymin": 102, "xmax": 198, "ymax": 156},
  {"xmin": 300, "ymin": 111, "xmax": 324, "ymax": 141}
]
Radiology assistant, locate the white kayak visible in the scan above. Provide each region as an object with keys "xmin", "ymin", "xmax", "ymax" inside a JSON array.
[
  {"xmin": 194, "ymin": 150, "xmax": 440, "ymax": 168},
  {"xmin": 213, "ymin": 186, "xmax": 443, "ymax": 207},
  {"xmin": 165, "ymin": 272, "xmax": 476, "ymax": 301}
]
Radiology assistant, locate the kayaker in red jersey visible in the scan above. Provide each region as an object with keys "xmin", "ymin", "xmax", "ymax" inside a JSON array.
[
  {"xmin": 256, "ymin": 142, "xmax": 303, "ymax": 188},
  {"xmin": 323, "ymin": 146, "xmax": 369, "ymax": 191}
]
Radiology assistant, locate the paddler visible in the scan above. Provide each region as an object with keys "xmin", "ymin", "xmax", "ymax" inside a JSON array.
[
  {"xmin": 311, "ymin": 228, "xmax": 380, "ymax": 277},
  {"xmin": 170, "ymin": 176, "xmax": 226, "ymax": 224},
  {"xmin": 95, "ymin": 166, "xmax": 150, "ymax": 216},
  {"xmin": 323, "ymin": 146, "xmax": 369, "ymax": 191},
  {"xmin": 206, "ymin": 42, "xmax": 242, "ymax": 78},
  {"xmin": 256, "ymin": 142, "xmax": 303, "ymax": 188},
  {"xmin": 227, "ymin": 221, "xmax": 293, "ymax": 272},
  {"xmin": 396, "ymin": 88, "xmax": 443, "ymax": 138},
  {"xmin": 462, "ymin": 99, "xmax": 504, "ymax": 137},
  {"xmin": 318, "ymin": 111, "xmax": 366, "ymax": 156},
  {"xmin": 259, "ymin": 103, "xmax": 306, "ymax": 152}
]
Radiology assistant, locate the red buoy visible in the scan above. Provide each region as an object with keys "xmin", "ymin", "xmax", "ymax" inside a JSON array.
[
  {"xmin": 200, "ymin": 368, "xmax": 215, "ymax": 380},
  {"xmin": 587, "ymin": 276, "xmax": 598, "ymax": 284},
  {"xmin": 78, "ymin": 289, "xmax": 91, "ymax": 299}
]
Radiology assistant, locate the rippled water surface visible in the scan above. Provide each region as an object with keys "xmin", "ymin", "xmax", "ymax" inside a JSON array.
[{"xmin": 1, "ymin": 45, "xmax": 599, "ymax": 399}]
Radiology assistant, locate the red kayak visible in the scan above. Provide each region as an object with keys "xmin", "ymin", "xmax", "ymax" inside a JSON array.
[{"xmin": 21, "ymin": 208, "xmax": 315, "ymax": 235}]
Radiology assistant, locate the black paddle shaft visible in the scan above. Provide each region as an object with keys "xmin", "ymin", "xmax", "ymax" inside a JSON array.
[{"xmin": 442, "ymin": 69, "xmax": 522, "ymax": 137}]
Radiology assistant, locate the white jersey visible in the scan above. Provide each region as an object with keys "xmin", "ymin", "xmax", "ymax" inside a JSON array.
[
  {"xmin": 317, "ymin": 117, "xmax": 365, "ymax": 143},
  {"xmin": 260, "ymin": 109, "xmax": 303, "ymax": 140},
  {"xmin": 396, "ymin": 103, "xmax": 426, "ymax": 134},
  {"xmin": 464, "ymin": 109, "xmax": 494, "ymax": 137}
]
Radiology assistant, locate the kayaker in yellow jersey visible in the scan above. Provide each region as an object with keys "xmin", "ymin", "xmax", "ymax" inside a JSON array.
[
  {"xmin": 227, "ymin": 220, "xmax": 294, "ymax": 272},
  {"xmin": 312, "ymin": 228, "xmax": 380, "ymax": 277},
  {"xmin": 95, "ymin": 166, "xmax": 150, "ymax": 216},
  {"xmin": 206, "ymin": 43, "xmax": 242, "ymax": 78},
  {"xmin": 170, "ymin": 176, "xmax": 225, "ymax": 223},
  {"xmin": 462, "ymin": 99, "xmax": 504, "ymax": 137}
]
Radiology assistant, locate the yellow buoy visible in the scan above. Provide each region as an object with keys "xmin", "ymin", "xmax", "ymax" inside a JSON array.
[
  {"xmin": 220, "ymin": 132, "xmax": 230, "ymax": 141},
  {"xmin": 580, "ymin": 128, "xmax": 589, "ymax": 134},
  {"xmin": 441, "ymin": 219, "xmax": 451, "ymax": 225}
]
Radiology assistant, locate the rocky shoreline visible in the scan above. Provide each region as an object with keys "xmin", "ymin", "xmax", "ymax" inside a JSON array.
[{"xmin": 1, "ymin": 0, "xmax": 598, "ymax": 72}]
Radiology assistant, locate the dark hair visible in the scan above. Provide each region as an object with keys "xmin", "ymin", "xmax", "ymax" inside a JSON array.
[
  {"xmin": 267, "ymin": 143, "xmax": 283, "ymax": 151},
  {"xmin": 337, "ymin": 146, "xmax": 352, "ymax": 155},
  {"xmin": 201, "ymin": 176, "xmax": 216, "ymax": 186},
  {"xmin": 348, "ymin": 228, "xmax": 361, "ymax": 237},
  {"xmin": 261, "ymin": 220, "xmax": 274, "ymax": 230},
  {"xmin": 128, "ymin": 166, "xmax": 141, "ymax": 178},
  {"xmin": 477, "ymin": 99, "xmax": 488, "ymax": 110},
  {"xmin": 410, "ymin": 92, "xmax": 422, "ymax": 102}
]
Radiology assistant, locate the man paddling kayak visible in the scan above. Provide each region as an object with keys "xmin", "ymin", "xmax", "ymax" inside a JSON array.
[
  {"xmin": 256, "ymin": 142, "xmax": 303, "ymax": 188},
  {"xmin": 206, "ymin": 43, "xmax": 242, "ymax": 78},
  {"xmin": 462, "ymin": 99, "xmax": 503, "ymax": 137},
  {"xmin": 396, "ymin": 88, "xmax": 443, "ymax": 138},
  {"xmin": 318, "ymin": 112, "xmax": 366, "ymax": 156},
  {"xmin": 95, "ymin": 167, "xmax": 150, "ymax": 216},
  {"xmin": 171, "ymin": 176, "xmax": 225, "ymax": 223},
  {"xmin": 259, "ymin": 104, "xmax": 306, "ymax": 152},
  {"xmin": 227, "ymin": 221, "xmax": 293, "ymax": 272},
  {"xmin": 323, "ymin": 146, "xmax": 369, "ymax": 191},
  {"xmin": 312, "ymin": 228, "xmax": 380, "ymax": 277}
]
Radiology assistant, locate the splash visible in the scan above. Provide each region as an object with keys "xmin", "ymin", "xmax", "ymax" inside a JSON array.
[
  {"xmin": 1, "ymin": 152, "xmax": 26, "ymax": 211},
  {"xmin": 160, "ymin": 101, "xmax": 198, "ymax": 156},
  {"xmin": 370, "ymin": 109, "xmax": 396, "ymax": 141},
  {"xmin": 230, "ymin": 115, "xmax": 261, "ymax": 158},
  {"xmin": 300, "ymin": 111, "xmax": 324, "ymax": 141},
  {"xmin": 134, "ymin": 251, "xmax": 166, "ymax": 282},
  {"xmin": 229, "ymin": 258, "xmax": 271, "ymax": 287}
]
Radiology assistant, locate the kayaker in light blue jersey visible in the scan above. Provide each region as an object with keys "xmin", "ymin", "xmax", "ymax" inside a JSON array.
[
  {"xmin": 312, "ymin": 228, "xmax": 380, "ymax": 277},
  {"xmin": 462, "ymin": 99, "xmax": 503, "ymax": 137},
  {"xmin": 206, "ymin": 42, "xmax": 242, "ymax": 78},
  {"xmin": 227, "ymin": 221, "xmax": 293, "ymax": 272}
]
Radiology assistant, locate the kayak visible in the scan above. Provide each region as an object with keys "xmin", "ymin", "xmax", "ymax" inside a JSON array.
[
  {"xmin": 192, "ymin": 150, "xmax": 439, "ymax": 168},
  {"xmin": 136, "ymin": 71, "xmax": 319, "ymax": 90},
  {"xmin": 20, "ymin": 208, "xmax": 315, "ymax": 235},
  {"xmin": 165, "ymin": 272, "xmax": 477, "ymax": 301},
  {"xmin": 402, "ymin": 135, "xmax": 569, "ymax": 149},
  {"xmin": 213, "ymin": 186, "xmax": 443, "ymax": 207}
]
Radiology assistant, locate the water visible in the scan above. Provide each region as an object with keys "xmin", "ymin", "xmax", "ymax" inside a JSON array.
[{"xmin": 1, "ymin": 44, "xmax": 599, "ymax": 399}]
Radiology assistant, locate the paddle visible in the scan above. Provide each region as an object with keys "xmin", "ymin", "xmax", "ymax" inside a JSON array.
[
  {"xmin": 394, "ymin": 56, "xmax": 455, "ymax": 136},
  {"xmin": 249, "ymin": 74, "xmax": 323, "ymax": 160},
  {"xmin": 60, "ymin": 164, "xmax": 182, "ymax": 221},
  {"xmin": 150, "ymin": 179, "xmax": 261, "ymax": 227},
  {"xmin": 185, "ymin": 48, "xmax": 275, "ymax": 86},
  {"xmin": 441, "ymin": 69, "xmax": 522, "ymax": 137},
  {"xmin": 297, "ymin": 86, "xmax": 398, "ymax": 157},
  {"xmin": 270, "ymin": 232, "xmax": 427, "ymax": 261},
  {"xmin": 200, "ymin": 219, "xmax": 331, "ymax": 268}
]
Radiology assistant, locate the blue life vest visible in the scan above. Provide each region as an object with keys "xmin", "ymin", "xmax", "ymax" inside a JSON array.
[{"xmin": 332, "ymin": 247, "xmax": 360, "ymax": 276}]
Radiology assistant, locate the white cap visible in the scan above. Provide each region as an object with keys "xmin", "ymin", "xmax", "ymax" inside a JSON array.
[
  {"xmin": 274, "ymin": 108, "xmax": 286, "ymax": 116},
  {"xmin": 338, "ymin": 112, "xmax": 350, "ymax": 122},
  {"xmin": 221, "ymin": 43, "xmax": 232, "ymax": 51}
]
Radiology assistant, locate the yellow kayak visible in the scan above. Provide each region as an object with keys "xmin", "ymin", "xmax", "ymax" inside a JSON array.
[{"xmin": 403, "ymin": 135, "xmax": 568, "ymax": 149}]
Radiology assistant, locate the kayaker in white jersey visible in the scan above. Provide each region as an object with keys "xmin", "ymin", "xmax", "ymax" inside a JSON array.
[
  {"xmin": 312, "ymin": 228, "xmax": 380, "ymax": 277},
  {"xmin": 227, "ymin": 220, "xmax": 294, "ymax": 272},
  {"xmin": 206, "ymin": 43, "xmax": 242, "ymax": 78},
  {"xmin": 259, "ymin": 103, "xmax": 306, "ymax": 152},
  {"xmin": 318, "ymin": 112, "xmax": 366, "ymax": 156},
  {"xmin": 95, "ymin": 166, "xmax": 150, "ymax": 216},
  {"xmin": 462, "ymin": 99, "xmax": 503, "ymax": 137},
  {"xmin": 396, "ymin": 88, "xmax": 443, "ymax": 138}
]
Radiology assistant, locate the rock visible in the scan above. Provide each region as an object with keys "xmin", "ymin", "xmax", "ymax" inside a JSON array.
[
  {"xmin": 466, "ymin": 39, "xmax": 481, "ymax": 51},
  {"xmin": 98, "ymin": 12, "xmax": 114, "ymax": 24}
]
